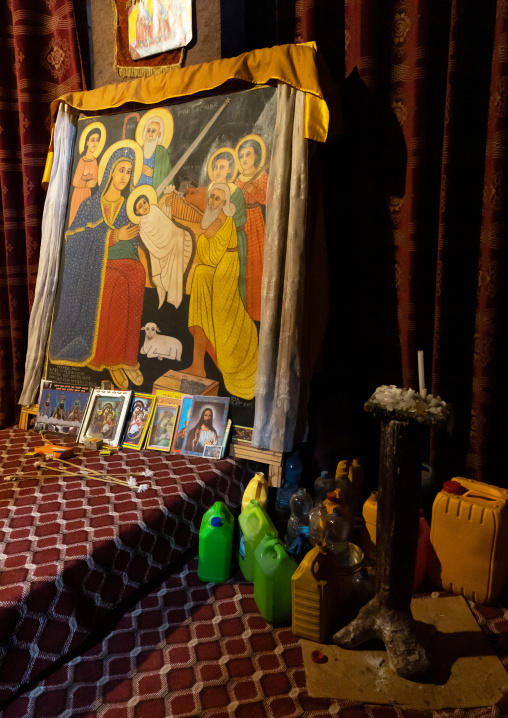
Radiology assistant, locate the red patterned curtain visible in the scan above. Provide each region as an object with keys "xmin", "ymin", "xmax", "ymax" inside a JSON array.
[
  {"xmin": 294, "ymin": 1, "xmax": 508, "ymax": 484},
  {"xmin": 0, "ymin": 0, "xmax": 85, "ymax": 429}
]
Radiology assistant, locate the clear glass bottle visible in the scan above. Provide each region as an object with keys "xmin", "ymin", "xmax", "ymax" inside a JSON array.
[
  {"xmin": 325, "ymin": 506, "xmax": 350, "ymax": 564},
  {"xmin": 286, "ymin": 487, "xmax": 313, "ymax": 546}
]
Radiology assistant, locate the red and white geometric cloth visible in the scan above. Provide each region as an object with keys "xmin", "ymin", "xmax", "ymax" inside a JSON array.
[
  {"xmin": 2, "ymin": 557, "xmax": 508, "ymax": 718},
  {"xmin": 0, "ymin": 427, "xmax": 249, "ymax": 706}
]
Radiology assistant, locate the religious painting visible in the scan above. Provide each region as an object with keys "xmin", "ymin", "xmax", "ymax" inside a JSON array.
[
  {"xmin": 46, "ymin": 86, "xmax": 278, "ymax": 428},
  {"xmin": 121, "ymin": 392, "xmax": 155, "ymax": 449},
  {"xmin": 127, "ymin": 0, "xmax": 192, "ymax": 60},
  {"xmin": 34, "ymin": 380, "xmax": 90, "ymax": 435},
  {"xmin": 203, "ymin": 444, "xmax": 222, "ymax": 460},
  {"xmin": 145, "ymin": 396, "xmax": 179, "ymax": 451},
  {"xmin": 170, "ymin": 393, "xmax": 193, "ymax": 453},
  {"xmin": 181, "ymin": 395, "xmax": 230, "ymax": 457},
  {"xmin": 78, "ymin": 389, "xmax": 132, "ymax": 446}
]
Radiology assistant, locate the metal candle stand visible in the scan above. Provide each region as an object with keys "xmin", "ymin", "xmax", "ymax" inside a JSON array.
[{"xmin": 333, "ymin": 390, "xmax": 452, "ymax": 679}]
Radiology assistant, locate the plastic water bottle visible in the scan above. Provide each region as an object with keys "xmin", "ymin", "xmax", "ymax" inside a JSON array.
[
  {"xmin": 350, "ymin": 565, "xmax": 376, "ymax": 613},
  {"xmin": 309, "ymin": 501, "xmax": 328, "ymax": 546},
  {"xmin": 325, "ymin": 507, "xmax": 350, "ymax": 565},
  {"xmin": 335, "ymin": 460, "xmax": 353, "ymax": 511},
  {"xmin": 314, "ymin": 470, "xmax": 334, "ymax": 505},
  {"xmin": 286, "ymin": 487, "xmax": 313, "ymax": 546},
  {"xmin": 275, "ymin": 449, "xmax": 303, "ymax": 517}
]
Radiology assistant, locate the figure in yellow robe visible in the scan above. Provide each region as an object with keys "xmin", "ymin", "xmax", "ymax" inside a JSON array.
[{"xmin": 185, "ymin": 183, "xmax": 258, "ymax": 400}]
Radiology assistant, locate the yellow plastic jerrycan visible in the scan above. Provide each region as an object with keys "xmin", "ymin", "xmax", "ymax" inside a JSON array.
[
  {"xmin": 362, "ymin": 491, "xmax": 379, "ymax": 559},
  {"xmin": 241, "ymin": 471, "xmax": 270, "ymax": 512},
  {"xmin": 254, "ymin": 532, "xmax": 297, "ymax": 625},
  {"xmin": 324, "ymin": 490, "xmax": 353, "ymax": 525},
  {"xmin": 237, "ymin": 499, "xmax": 278, "ymax": 581},
  {"xmin": 349, "ymin": 458, "xmax": 364, "ymax": 516},
  {"xmin": 361, "ymin": 490, "xmax": 430, "ymax": 591},
  {"xmin": 429, "ymin": 477, "xmax": 508, "ymax": 604},
  {"xmin": 292, "ymin": 542, "xmax": 340, "ymax": 643}
]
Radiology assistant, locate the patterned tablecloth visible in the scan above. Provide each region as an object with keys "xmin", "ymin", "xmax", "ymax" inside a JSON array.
[
  {"xmin": 0, "ymin": 427, "xmax": 249, "ymax": 706},
  {"xmin": 3, "ymin": 557, "xmax": 508, "ymax": 718}
]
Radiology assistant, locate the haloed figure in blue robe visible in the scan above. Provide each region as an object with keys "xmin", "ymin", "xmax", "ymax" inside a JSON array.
[{"xmin": 49, "ymin": 143, "xmax": 146, "ymax": 391}]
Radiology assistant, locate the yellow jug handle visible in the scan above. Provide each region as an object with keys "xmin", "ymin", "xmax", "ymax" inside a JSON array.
[{"xmin": 452, "ymin": 476, "xmax": 508, "ymax": 501}]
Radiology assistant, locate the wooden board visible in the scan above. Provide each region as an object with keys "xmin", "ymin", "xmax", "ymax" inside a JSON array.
[
  {"xmin": 228, "ymin": 442, "xmax": 283, "ymax": 487},
  {"xmin": 302, "ymin": 595, "xmax": 508, "ymax": 709}
]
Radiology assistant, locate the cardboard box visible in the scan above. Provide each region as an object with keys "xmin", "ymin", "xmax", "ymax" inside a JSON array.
[{"xmin": 152, "ymin": 370, "xmax": 219, "ymax": 397}]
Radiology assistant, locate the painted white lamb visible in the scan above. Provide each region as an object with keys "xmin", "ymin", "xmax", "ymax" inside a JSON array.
[{"xmin": 140, "ymin": 323, "xmax": 182, "ymax": 360}]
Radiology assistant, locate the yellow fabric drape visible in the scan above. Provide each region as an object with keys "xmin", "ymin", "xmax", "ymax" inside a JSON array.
[{"xmin": 43, "ymin": 43, "xmax": 332, "ymax": 187}]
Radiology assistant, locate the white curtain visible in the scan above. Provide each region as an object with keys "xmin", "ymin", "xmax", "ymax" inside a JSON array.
[
  {"xmin": 252, "ymin": 86, "xmax": 308, "ymax": 453},
  {"xmin": 19, "ymin": 104, "xmax": 78, "ymax": 406}
]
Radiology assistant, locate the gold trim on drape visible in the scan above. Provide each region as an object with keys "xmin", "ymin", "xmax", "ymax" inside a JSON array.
[
  {"xmin": 44, "ymin": 44, "xmax": 330, "ymax": 186},
  {"xmin": 49, "ymin": 42, "xmax": 329, "ymax": 138}
]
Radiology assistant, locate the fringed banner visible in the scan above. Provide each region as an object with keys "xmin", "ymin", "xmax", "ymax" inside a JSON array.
[{"xmin": 113, "ymin": 0, "xmax": 183, "ymax": 78}]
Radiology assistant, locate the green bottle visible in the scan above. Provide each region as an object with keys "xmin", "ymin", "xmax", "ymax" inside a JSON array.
[
  {"xmin": 237, "ymin": 499, "xmax": 278, "ymax": 581},
  {"xmin": 253, "ymin": 532, "xmax": 297, "ymax": 624},
  {"xmin": 197, "ymin": 501, "xmax": 234, "ymax": 582}
]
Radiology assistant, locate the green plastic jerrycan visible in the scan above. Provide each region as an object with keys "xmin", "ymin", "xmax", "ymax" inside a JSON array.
[
  {"xmin": 197, "ymin": 501, "xmax": 234, "ymax": 582},
  {"xmin": 253, "ymin": 532, "xmax": 297, "ymax": 625},
  {"xmin": 237, "ymin": 499, "xmax": 278, "ymax": 582}
]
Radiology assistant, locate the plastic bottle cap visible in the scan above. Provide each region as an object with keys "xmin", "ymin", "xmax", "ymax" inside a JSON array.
[
  {"xmin": 326, "ymin": 491, "xmax": 337, "ymax": 500},
  {"xmin": 332, "ymin": 507, "xmax": 343, "ymax": 516},
  {"xmin": 211, "ymin": 517, "xmax": 222, "ymax": 527},
  {"xmin": 442, "ymin": 480, "xmax": 466, "ymax": 495},
  {"xmin": 311, "ymin": 650, "xmax": 328, "ymax": 664},
  {"xmin": 320, "ymin": 471, "xmax": 329, "ymax": 477}
]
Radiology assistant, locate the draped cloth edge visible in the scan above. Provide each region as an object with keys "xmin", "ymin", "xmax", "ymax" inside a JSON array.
[
  {"xmin": 19, "ymin": 105, "xmax": 78, "ymax": 406},
  {"xmin": 252, "ymin": 86, "xmax": 309, "ymax": 453},
  {"xmin": 41, "ymin": 43, "xmax": 331, "ymax": 185}
]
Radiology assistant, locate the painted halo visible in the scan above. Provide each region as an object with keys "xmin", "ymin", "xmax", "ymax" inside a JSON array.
[
  {"xmin": 78, "ymin": 121, "xmax": 107, "ymax": 157},
  {"xmin": 235, "ymin": 134, "xmax": 267, "ymax": 170},
  {"xmin": 126, "ymin": 184, "xmax": 158, "ymax": 225},
  {"xmin": 207, "ymin": 147, "xmax": 239, "ymax": 183},
  {"xmin": 98, "ymin": 139, "xmax": 144, "ymax": 187},
  {"xmin": 135, "ymin": 108, "xmax": 174, "ymax": 149}
]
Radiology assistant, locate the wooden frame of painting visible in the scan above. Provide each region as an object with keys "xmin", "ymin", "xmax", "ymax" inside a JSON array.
[
  {"xmin": 180, "ymin": 395, "xmax": 230, "ymax": 457},
  {"xmin": 78, "ymin": 389, "xmax": 132, "ymax": 446},
  {"xmin": 34, "ymin": 379, "xmax": 91, "ymax": 436},
  {"xmin": 121, "ymin": 392, "xmax": 156, "ymax": 449},
  {"xmin": 145, "ymin": 395, "xmax": 180, "ymax": 451}
]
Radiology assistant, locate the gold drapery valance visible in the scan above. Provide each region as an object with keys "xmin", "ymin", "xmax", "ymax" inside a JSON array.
[{"xmin": 43, "ymin": 43, "xmax": 334, "ymax": 187}]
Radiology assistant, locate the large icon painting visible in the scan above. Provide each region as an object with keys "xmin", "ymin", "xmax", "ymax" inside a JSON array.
[{"xmin": 46, "ymin": 87, "xmax": 277, "ymax": 427}]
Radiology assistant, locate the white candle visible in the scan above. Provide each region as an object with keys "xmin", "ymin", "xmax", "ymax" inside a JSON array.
[{"xmin": 418, "ymin": 350, "xmax": 426, "ymax": 397}]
